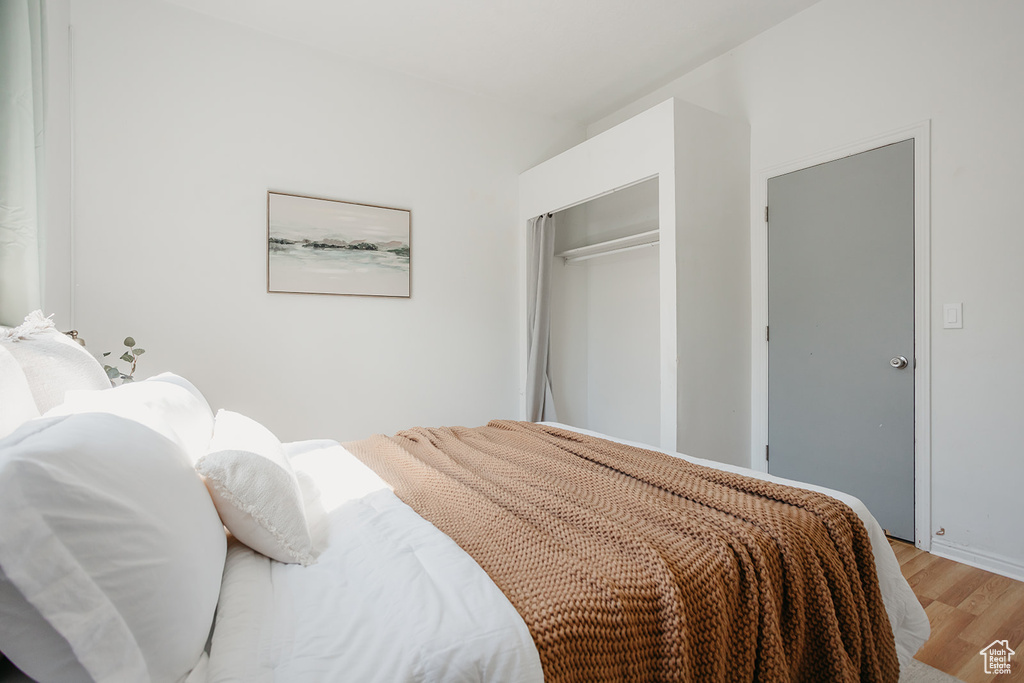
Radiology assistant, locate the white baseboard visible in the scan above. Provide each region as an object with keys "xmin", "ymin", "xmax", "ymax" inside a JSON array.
[{"xmin": 929, "ymin": 539, "xmax": 1024, "ymax": 583}]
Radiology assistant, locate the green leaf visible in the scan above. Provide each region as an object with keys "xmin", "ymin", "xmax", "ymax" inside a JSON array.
[
  {"xmin": 124, "ymin": 337, "xmax": 136, "ymax": 348},
  {"xmin": 105, "ymin": 367, "xmax": 120, "ymax": 379},
  {"xmin": 102, "ymin": 352, "xmax": 111, "ymax": 357},
  {"xmin": 133, "ymin": 348, "xmax": 145, "ymax": 355},
  {"xmin": 120, "ymin": 352, "xmax": 134, "ymax": 363}
]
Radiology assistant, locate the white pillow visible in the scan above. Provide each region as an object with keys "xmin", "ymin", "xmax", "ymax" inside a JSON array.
[
  {"xmin": 48, "ymin": 372, "xmax": 214, "ymax": 464},
  {"xmin": 196, "ymin": 410, "xmax": 316, "ymax": 565},
  {"xmin": 0, "ymin": 312, "xmax": 110, "ymax": 414},
  {"xmin": 0, "ymin": 412, "xmax": 226, "ymax": 683},
  {"xmin": 0, "ymin": 344, "xmax": 39, "ymax": 439},
  {"xmin": 0, "ymin": 565, "xmax": 88, "ymax": 683}
]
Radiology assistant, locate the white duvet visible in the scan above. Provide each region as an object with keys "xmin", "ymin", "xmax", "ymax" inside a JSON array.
[
  {"xmin": 206, "ymin": 439, "xmax": 543, "ymax": 683},
  {"xmin": 206, "ymin": 425, "xmax": 929, "ymax": 683}
]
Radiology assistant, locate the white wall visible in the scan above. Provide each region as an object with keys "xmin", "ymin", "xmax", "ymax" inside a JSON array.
[
  {"xmin": 672, "ymin": 104, "xmax": 750, "ymax": 467},
  {"xmin": 591, "ymin": 0, "xmax": 1024, "ymax": 573},
  {"xmin": 59, "ymin": 0, "xmax": 582, "ymax": 442},
  {"xmin": 586, "ymin": 258, "xmax": 660, "ymax": 446}
]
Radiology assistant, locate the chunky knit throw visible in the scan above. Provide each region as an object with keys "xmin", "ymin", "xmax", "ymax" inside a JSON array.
[{"xmin": 345, "ymin": 421, "xmax": 899, "ymax": 683}]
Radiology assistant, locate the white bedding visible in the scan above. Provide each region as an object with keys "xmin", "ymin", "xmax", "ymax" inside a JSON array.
[
  {"xmin": 206, "ymin": 439, "xmax": 543, "ymax": 683},
  {"xmin": 206, "ymin": 424, "xmax": 930, "ymax": 682}
]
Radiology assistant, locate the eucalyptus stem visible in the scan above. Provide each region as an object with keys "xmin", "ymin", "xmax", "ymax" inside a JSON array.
[{"xmin": 102, "ymin": 335, "xmax": 146, "ymax": 386}]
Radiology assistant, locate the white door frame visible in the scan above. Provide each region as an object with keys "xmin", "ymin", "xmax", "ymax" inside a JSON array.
[{"xmin": 750, "ymin": 121, "xmax": 932, "ymax": 550}]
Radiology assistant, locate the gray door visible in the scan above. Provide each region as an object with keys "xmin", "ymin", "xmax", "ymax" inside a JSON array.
[{"xmin": 768, "ymin": 140, "xmax": 914, "ymax": 541}]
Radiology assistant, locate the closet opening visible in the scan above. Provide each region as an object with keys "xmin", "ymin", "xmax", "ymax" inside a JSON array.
[{"xmin": 548, "ymin": 177, "xmax": 660, "ymax": 446}]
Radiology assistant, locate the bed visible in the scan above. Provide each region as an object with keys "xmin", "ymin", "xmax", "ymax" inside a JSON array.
[{"xmin": 0, "ymin": 314, "xmax": 929, "ymax": 683}]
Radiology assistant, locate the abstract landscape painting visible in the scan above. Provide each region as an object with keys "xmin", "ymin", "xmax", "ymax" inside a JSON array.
[{"xmin": 268, "ymin": 192, "xmax": 411, "ymax": 297}]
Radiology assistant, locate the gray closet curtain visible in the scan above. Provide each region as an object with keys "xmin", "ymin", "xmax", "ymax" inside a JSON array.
[
  {"xmin": 0, "ymin": 0, "xmax": 46, "ymax": 326},
  {"xmin": 526, "ymin": 213, "xmax": 557, "ymax": 422}
]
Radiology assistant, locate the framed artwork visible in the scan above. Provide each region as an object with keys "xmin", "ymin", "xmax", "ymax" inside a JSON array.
[{"xmin": 267, "ymin": 191, "xmax": 411, "ymax": 297}]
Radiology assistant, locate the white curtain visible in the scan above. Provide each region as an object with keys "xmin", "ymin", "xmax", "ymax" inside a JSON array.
[
  {"xmin": 0, "ymin": 0, "xmax": 46, "ymax": 327},
  {"xmin": 526, "ymin": 213, "xmax": 557, "ymax": 422}
]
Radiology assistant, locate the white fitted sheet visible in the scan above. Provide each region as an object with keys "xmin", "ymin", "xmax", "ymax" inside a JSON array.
[{"xmin": 206, "ymin": 425, "xmax": 929, "ymax": 683}]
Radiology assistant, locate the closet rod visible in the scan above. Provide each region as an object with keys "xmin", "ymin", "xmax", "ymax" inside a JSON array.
[
  {"xmin": 563, "ymin": 241, "xmax": 659, "ymax": 263},
  {"xmin": 556, "ymin": 229, "xmax": 659, "ymax": 264}
]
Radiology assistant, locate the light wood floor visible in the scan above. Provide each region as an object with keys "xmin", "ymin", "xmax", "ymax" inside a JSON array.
[{"xmin": 890, "ymin": 539, "xmax": 1024, "ymax": 682}]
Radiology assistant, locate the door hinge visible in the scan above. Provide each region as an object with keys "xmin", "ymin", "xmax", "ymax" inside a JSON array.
[
  {"xmin": 766, "ymin": 325, "xmax": 770, "ymax": 342},
  {"xmin": 765, "ymin": 444, "xmax": 769, "ymax": 462},
  {"xmin": 765, "ymin": 205, "xmax": 769, "ymax": 223}
]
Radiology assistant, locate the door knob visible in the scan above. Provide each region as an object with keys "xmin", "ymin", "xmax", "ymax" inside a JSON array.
[{"xmin": 890, "ymin": 356, "xmax": 909, "ymax": 369}]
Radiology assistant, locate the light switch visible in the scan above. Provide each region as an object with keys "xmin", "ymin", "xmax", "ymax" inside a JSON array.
[{"xmin": 943, "ymin": 303, "xmax": 962, "ymax": 329}]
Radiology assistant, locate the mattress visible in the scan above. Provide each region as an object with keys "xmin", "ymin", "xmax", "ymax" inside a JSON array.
[{"xmin": 205, "ymin": 424, "xmax": 929, "ymax": 682}]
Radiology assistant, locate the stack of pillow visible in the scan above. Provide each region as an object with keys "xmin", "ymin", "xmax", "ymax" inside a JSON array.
[
  {"xmin": 0, "ymin": 314, "xmax": 317, "ymax": 682},
  {"xmin": 0, "ymin": 311, "xmax": 112, "ymax": 436}
]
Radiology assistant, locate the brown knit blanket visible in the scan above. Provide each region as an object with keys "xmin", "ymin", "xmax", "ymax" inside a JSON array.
[{"xmin": 345, "ymin": 420, "xmax": 899, "ymax": 683}]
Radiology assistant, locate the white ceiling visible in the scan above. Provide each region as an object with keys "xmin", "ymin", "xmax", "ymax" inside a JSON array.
[{"xmin": 164, "ymin": 0, "xmax": 820, "ymax": 123}]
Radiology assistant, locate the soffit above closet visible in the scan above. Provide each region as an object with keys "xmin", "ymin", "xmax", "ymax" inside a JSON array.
[{"xmin": 161, "ymin": 0, "xmax": 820, "ymax": 123}]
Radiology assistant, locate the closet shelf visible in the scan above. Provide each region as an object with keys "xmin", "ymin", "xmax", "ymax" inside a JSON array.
[{"xmin": 555, "ymin": 229, "xmax": 659, "ymax": 264}]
